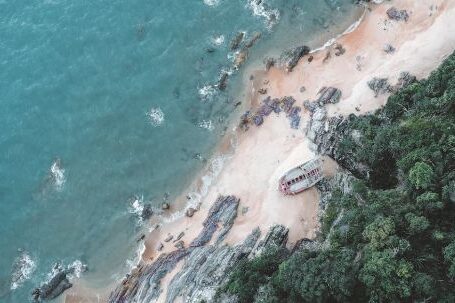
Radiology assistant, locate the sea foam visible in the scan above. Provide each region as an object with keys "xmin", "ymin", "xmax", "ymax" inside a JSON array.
[
  {"xmin": 203, "ymin": 0, "xmax": 220, "ymax": 7},
  {"xmin": 50, "ymin": 159, "xmax": 65, "ymax": 191},
  {"xmin": 10, "ymin": 251, "xmax": 37, "ymax": 290},
  {"xmin": 146, "ymin": 107, "xmax": 165, "ymax": 127},
  {"xmin": 246, "ymin": 0, "xmax": 280, "ymax": 29}
]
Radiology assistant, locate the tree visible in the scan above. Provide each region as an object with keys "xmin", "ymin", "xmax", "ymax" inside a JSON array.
[{"xmin": 409, "ymin": 162, "xmax": 434, "ymax": 190}]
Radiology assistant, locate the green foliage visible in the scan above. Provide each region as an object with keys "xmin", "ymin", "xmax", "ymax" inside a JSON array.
[
  {"xmin": 220, "ymin": 51, "xmax": 455, "ymax": 303},
  {"xmin": 409, "ymin": 162, "xmax": 434, "ymax": 190}
]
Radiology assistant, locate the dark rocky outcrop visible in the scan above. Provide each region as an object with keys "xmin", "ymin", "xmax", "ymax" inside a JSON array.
[
  {"xmin": 32, "ymin": 270, "xmax": 72, "ymax": 302},
  {"xmin": 384, "ymin": 43, "xmax": 396, "ymax": 54},
  {"xmin": 109, "ymin": 196, "xmax": 240, "ymax": 303},
  {"xmin": 316, "ymin": 87, "xmax": 342, "ymax": 105},
  {"xmin": 386, "ymin": 7, "xmax": 409, "ymax": 22},
  {"xmin": 108, "ymin": 194, "xmax": 294, "ymax": 303},
  {"xmin": 230, "ymin": 32, "xmax": 245, "ymax": 51},
  {"xmin": 218, "ymin": 72, "xmax": 229, "ymax": 91},
  {"xmin": 282, "ymin": 46, "xmax": 311, "ymax": 72},
  {"xmin": 245, "ymin": 32, "xmax": 261, "ymax": 49},
  {"xmin": 141, "ymin": 203, "xmax": 154, "ymax": 221},
  {"xmin": 263, "ymin": 57, "xmax": 276, "ymax": 71},
  {"xmin": 306, "ymin": 105, "xmax": 369, "ymax": 181}
]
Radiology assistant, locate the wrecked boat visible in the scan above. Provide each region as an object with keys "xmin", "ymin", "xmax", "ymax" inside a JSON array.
[{"xmin": 279, "ymin": 158, "xmax": 323, "ymax": 195}]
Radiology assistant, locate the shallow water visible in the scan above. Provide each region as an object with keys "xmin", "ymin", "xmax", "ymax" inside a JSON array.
[{"xmin": 0, "ymin": 0, "xmax": 361, "ymax": 301}]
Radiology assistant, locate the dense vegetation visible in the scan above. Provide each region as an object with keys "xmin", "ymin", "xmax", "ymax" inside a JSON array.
[{"xmin": 221, "ymin": 52, "xmax": 455, "ymax": 302}]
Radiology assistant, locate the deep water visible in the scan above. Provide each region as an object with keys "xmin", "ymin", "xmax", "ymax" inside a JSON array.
[{"xmin": 0, "ymin": 0, "xmax": 361, "ymax": 301}]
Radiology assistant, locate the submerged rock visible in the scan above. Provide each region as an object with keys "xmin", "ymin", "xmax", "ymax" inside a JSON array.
[
  {"xmin": 217, "ymin": 72, "xmax": 229, "ymax": 91},
  {"xmin": 245, "ymin": 32, "xmax": 261, "ymax": 48},
  {"xmin": 230, "ymin": 32, "xmax": 245, "ymax": 50}
]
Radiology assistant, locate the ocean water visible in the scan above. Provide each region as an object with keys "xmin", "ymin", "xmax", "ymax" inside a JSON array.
[{"xmin": 0, "ymin": 0, "xmax": 362, "ymax": 301}]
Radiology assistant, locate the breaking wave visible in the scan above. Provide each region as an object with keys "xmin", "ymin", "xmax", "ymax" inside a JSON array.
[
  {"xmin": 50, "ymin": 158, "xmax": 65, "ymax": 191},
  {"xmin": 246, "ymin": 0, "xmax": 280, "ymax": 29},
  {"xmin": 198, "ymin": 120, "xmax": 214, "ymax": 131},
  {"xmin": 198, "ymin": 84, "xmax": 217, "ymax": 101},
  {"xmin": 146, "ymin": 107, "xmax": 165, "ymax": 127},
  {"xmin": 10, "ymin": 251, "xmax": 37, "ymax": 290},
  {"xmin": 210, "ymin": 34, "xmax": 225, "ymax": 46},
  {"xmin": 203, "ymin": 0, "xmax": 220, "ymax": 7}
]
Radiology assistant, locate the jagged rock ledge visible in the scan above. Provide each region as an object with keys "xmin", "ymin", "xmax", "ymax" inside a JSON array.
[{"xmin": 108, "ymin": 194, "xmax": 294, "ymax": 303}]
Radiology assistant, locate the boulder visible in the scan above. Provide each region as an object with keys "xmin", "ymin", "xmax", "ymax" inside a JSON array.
[
  {"xmin": 141, "ymin": 203, "xmax": 154, "ymax": 221},
  {"xmin": 263, "ymin": 57, "xmax": 275, "ymax": 71},
  {"xmin": 384, "ymin": 43, "xmax": 396, "ymax": 54},
  {"xmin": 32, "ymin": 270, "xmax": 72, "ymax": 302},
  {"xmin": 283, "ymin": 46, "xmax": 311, "ymax": 72},
  {"xmin": 317, "ymin": 87, "xmax": 342, "ymax": 104},
  {"xmin": 387, "ymin": 7, "xmax": 409, "ymax": 22},
  {"xmin": 161, "ymin": 202, "xmax": 170, "ymax": 210},
  {"xmin": 367, "ymin": 77, "xmax": 393, "ymax": 97},
  {"xmin": 185, "ymin": 207, "xmax": 196, "ymax": 217}
]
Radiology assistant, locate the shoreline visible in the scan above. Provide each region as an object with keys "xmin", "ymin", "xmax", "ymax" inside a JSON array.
[{"xmin": 66, "ymin": 0, "xmax": 455, "ymax": 301}]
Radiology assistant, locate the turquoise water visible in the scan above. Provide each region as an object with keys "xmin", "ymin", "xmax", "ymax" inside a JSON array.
[{"xmin": 0, "ymin": 0, "xmax": 361, "ymax": 302}]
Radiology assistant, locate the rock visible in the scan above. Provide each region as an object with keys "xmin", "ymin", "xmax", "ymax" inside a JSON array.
[
  {"xmin": 252, "ymin": 114, "xmax": 264, "ymax": 126},
  {"xmin": 137, "ymin": 234, "xmax": 146, "ymax": 242},
  {"xmin": 185, "ymin": 207, "xmax": 196, "ymax": 217},
  {"xmin": 387, "ymin": 7, "xmax": 409, "ymax": 22},
  {"xmin": 258, "ymin": 88, "xmax": 267, "ymax": 94},
  {"xmin": 32, "ymin": 270, "xmax": 73, "ymax": 302},
  {"xmin": 367, "ymin": 77, "xmax": 393, "ymax": 97},
  {"xmin": 307, "ymin": 109, "xmax": 370, "ymax": 181},
  {"xmin": 317, "ymin": 87, "xmax": 342, "ymax": 104},
  {"xmin": 173, "ymin": 232, "xmax": 185, "ymax": 242},
  {"xmin": 323, "ymin": 51, "xmax": 331, "ymax": 63},
  {"xmin": 161, "ymin": 202, "xmax": 170, "ymax": 210},
  {"xmin": 108, "ymin": 196, "xmax": 240, "ymax": 303},
  {"xmin": 157, "ymin": 243, "xmax": 164, "ymax": 252},
  {"xmin": 396, "ymin": 71, "xmax": 416, "ymax": 89},
  {"xmin": 245, "ymin": 32, "xmax": 261, "ymax": 48},
  {"xmin": 239, "ymin": 110, "xmax": 252, "ymax": 131},
  {"xmin": 164, "ymin": 234, "xmax": 173, "ymax": 242},
  {"xmin": 230, "ymin": 32, "xmax": 245, "ymax": 50},
  {"xmin": 234, "ymin": 49, "xmax": 248, "ymax": 69},
  {"xmin": 174, "ymin": 241, "xmax": 185, "ymax": 250},
  {"xmin": 300, "ymin": 86, "xmax": 306, "ymax": 93},
  {"xmin": 303, "ymin": 100, "xmax": 320, "ymax": 113},
  {"xmin": 384, "ymin": 43, "xmax": 396, "ymax": 54},
  {"xmin": 218, "ymin": 72, "xmax": 229, "ymax": 91},
  {"xmin": 141, "ymin": 203, "xmax": 154, "ymax": 221},
  {"xmin": 308, "ymin": 55, "xmax": 314, "ymax": 63},
  {"xmin": 263, "ymin": 57, "xmax": 275, "ymax": 71},
  {"xmin": 241, "ymin": 206, "xmax": 249, "ymax": 215},
  {"xmin": 283, "ymin": 45, "xmax": 311, "ymax": 72},
  {"xmin": 334, "ymin": 43, "xmax": 345, "ymax": 56}
]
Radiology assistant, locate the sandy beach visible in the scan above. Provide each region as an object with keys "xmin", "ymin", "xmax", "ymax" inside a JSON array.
[{"xmin": 66, "ymin": 0, "xmax": 455, "ymax": 302}]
